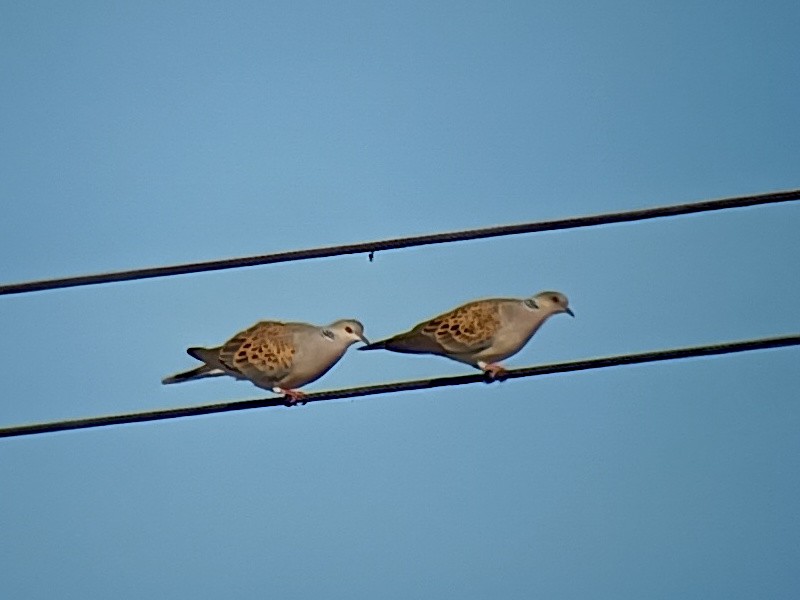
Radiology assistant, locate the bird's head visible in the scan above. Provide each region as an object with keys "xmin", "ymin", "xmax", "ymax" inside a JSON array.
[
  {"xmin": 328, "ymin": 319, "xmax": 370, "ymax": 345},
  {"xmin": 524, "ymin": 291, "xmax": 574, "ymax": 317}
]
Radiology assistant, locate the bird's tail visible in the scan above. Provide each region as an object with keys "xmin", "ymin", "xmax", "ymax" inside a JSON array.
[
  {"xmin": 161, "ymin": 364, "xmax": 225, "ymax": 385},
  {"xmin": 186, "ymin": 346, "xmax": 219, "ymax": 363},
  {"xmin": 358, "ymin": 339, "xmax": 389, "ymax": 351},
  {"xmin": 358, "ymin": 332, "xmax": 438, "ymax": 355},
  {"xmin": 162, "ymin": 347, "xmax": 226, "ymax": 385}
]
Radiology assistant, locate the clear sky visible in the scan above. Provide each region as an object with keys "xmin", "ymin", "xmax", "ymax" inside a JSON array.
[{"xmin": 2, "ymin": 1, "xmax": 799, "ymax": 598}]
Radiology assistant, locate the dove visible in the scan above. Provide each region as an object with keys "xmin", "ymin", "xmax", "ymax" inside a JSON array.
[
  {"xmin": 359, "ymin": 291, "xmax": 573, "ymax": 378},
  {"xmin": 163, "ymin": 319, "xmax": 368, "ymax": 404}
]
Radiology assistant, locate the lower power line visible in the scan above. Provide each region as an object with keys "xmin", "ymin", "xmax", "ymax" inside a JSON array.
[{"xmin": 1, "ymin": 334, "xmax": 797, "ymax": 438}]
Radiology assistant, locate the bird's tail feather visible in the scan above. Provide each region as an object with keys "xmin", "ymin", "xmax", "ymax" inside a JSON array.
[
  {"xmin": 162, "ymin": 364, "xmax": 226, "ymax": 385},
  {"xmin": 359, "ymin": 334, "xmax": 437, "ymax": 354},
  {"xmin": 187, "ymin": 346, "xmax": 218, "ymax": 362},
  {"xmin": 358, "ymin": 339, "xmax": 389, "ymax": 351}
]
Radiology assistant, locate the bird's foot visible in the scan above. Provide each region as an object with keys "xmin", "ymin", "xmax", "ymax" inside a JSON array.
[
  {"xmin": 275, "ymin": 388, "xmax": 307, "ymax": 406},
  {"xmin": 479, "ymin": 362, "xmax": 508, "ymax": 382}
]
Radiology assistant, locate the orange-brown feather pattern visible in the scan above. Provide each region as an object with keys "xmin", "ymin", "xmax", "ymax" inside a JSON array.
[
  {"xmin": 419, "ymin": 300, "xmax": 500, "ymax": 353},
  {"xmin": 218, "ymin": 321, "xmax": 295, "ymax": 380}
]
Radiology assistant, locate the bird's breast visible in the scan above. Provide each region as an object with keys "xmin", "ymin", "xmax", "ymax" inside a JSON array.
[
  {"xmin": 478, "ymin": 319, "xmax": 545, "ymax": 363},
  {"xmin": 279, "ymin": 345, "xmax": 346, "ymax": 389}
]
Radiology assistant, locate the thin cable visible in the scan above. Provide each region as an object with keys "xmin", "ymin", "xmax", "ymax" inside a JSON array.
[
  {"xmin": 1, "ymin": 334, "xmax": 797, "ymax": 438},
  {"xmin": 2, "ymin": 189, "xmax": 798, "ymax": 296}
]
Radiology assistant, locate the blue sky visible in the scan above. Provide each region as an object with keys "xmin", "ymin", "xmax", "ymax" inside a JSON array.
[{"xmin": 1, "ymin": 1, "xmax": 799, "ymax": 598}]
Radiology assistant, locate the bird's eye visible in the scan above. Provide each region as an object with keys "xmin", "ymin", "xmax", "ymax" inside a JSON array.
[
  {"xmin": 345, "ymin": 326, "xmax": 353, "ymax": 334},
  {"xmin": 551, "ymin": 296, "xmax": 559, "ymax": 303}
]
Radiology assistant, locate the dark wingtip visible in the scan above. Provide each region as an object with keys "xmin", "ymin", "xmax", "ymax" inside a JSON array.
[{"xmin": 186, "ymin": 347, "xmax": 204, "ymax": 360}]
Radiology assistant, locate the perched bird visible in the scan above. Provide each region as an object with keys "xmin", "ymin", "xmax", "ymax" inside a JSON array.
[
  {"xmin": 163, "ymin": 319, "xmax": 368, "ymax": 404},
  {"xmin": 359, "ymin": 291, "xmax": 573, "ymax": 378}
]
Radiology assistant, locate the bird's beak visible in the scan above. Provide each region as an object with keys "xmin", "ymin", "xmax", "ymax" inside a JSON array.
[
  {"xmin": 565, "ymin": 307, "xmax": 575, "ymax": 317},
  {"xmin": 359, "ymin": 334, "xmax": 370, "ymax": 345}
]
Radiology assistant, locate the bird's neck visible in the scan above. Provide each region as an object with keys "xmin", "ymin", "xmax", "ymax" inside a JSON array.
[{"xmin": 516, "ymin": 303, "xmax": 557, "ymax": 336}]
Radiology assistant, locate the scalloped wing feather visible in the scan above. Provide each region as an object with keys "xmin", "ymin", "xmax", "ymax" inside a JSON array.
[
  {"xmin": 384, "ymin": 300, "xmax": 501, "ymax": 355},
  {"xmin": 218, "ymin": 321, "xmax": 296, "ymax": 385},
  {"xmin": 423, "ymin": 300, "xmax": 500, "ymax": 354}
]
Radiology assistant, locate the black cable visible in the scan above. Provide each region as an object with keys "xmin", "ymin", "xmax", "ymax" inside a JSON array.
[
  {"xmin": 1, "ymin": 334, "xmax": 797, "ymax": 438},
  {"xmin": 2, "ymin": 189, "xmax": 797, "ymax": 296}
]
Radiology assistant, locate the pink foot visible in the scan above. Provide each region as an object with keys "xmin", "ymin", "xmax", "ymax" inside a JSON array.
[
  {"xmin": 278, "ymin": 388, "xmax": 307, "ymax": 406},
  {"xmin": 480, "ymin": 362, "xmax": 508, "ymax": 380}
]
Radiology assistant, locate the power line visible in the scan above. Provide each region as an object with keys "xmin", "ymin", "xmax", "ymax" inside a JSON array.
[
  {"xmin": 2, "ymin": 334, "xmax": 797, "ymax": 439},
  {"xmin": 2, "ymin": 189, "xmax": 798, "ymax": 296}
]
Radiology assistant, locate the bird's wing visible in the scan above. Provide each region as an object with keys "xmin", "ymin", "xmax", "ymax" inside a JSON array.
[
  {"xmin": 386, "ymin": 300, "xmax": 501, "ymax": 356},
  {"xmin": 218, "ymin": 321, "xmax": 296, "ymax": 386}
]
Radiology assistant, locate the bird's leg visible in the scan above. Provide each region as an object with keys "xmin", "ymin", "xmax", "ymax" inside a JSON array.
[
  {"xmin": 274, "ymin": 387, "xmax": 307, "ymax": 406},
  {"xmin": 478, "ymin": 361, "xmax": 508, "ymax": 381}
]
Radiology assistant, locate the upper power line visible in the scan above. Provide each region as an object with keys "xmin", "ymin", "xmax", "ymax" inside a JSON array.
[
  {"xmin": 1, "ymin": 333, "xmax": 797, "ymax": 438},
  {"xmin": 1, "ymin": 189, "xmax": 798, "ymax": 296}
]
